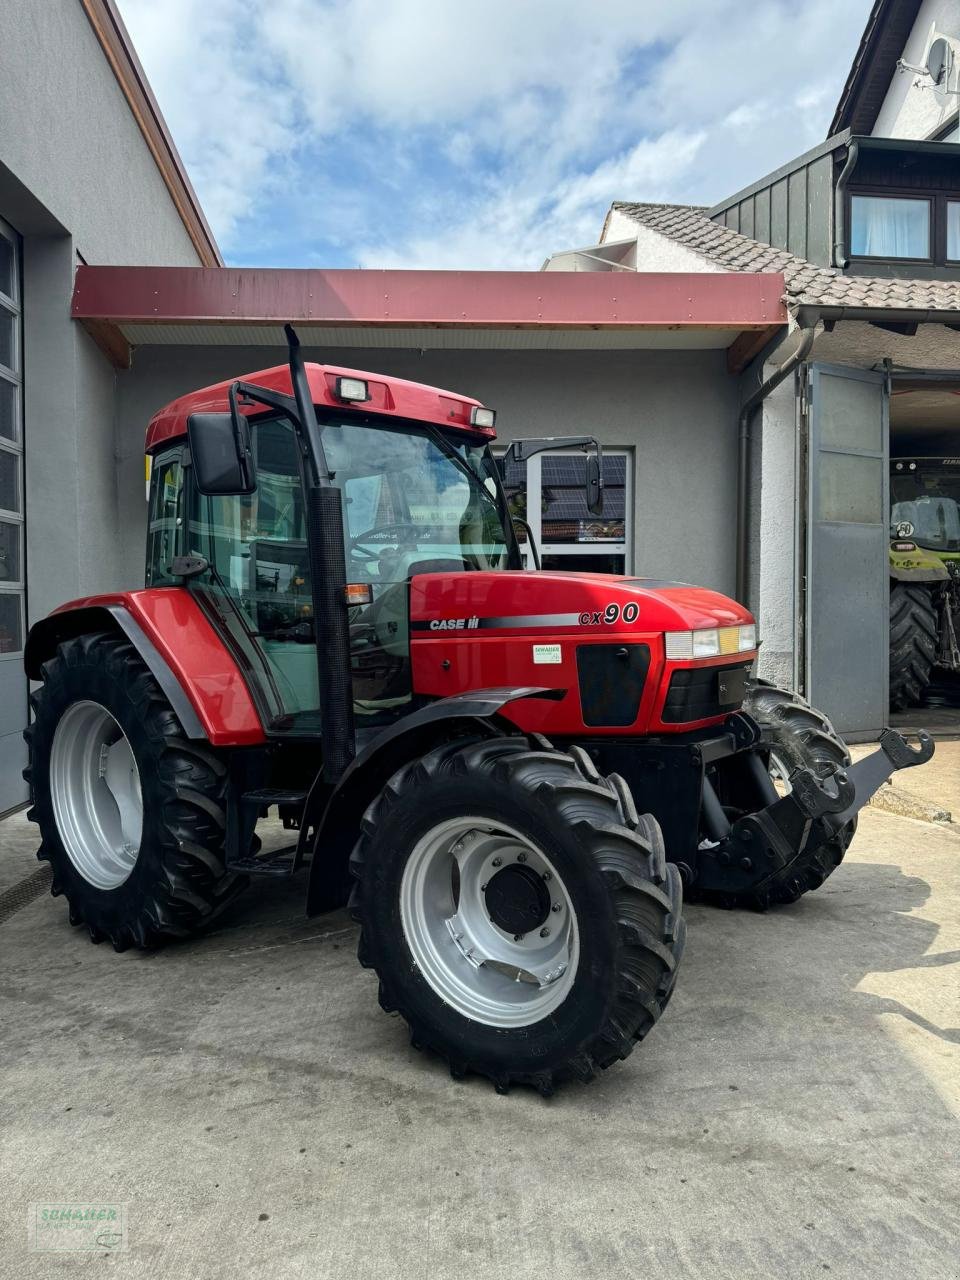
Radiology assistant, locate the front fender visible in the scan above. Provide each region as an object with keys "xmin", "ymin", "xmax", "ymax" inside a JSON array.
[
  {"xmin": 304, "ymin": 686, "xmax": 565, "ymax": 916},
  {"xmin": 889, "ymin": 547, "xmax": 948, "ymax": 582}
]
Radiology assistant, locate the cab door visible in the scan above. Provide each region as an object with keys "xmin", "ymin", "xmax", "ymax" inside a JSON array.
[{"xmin": 185, "ymin": 416, "xmax": 322, "ymax": 731}]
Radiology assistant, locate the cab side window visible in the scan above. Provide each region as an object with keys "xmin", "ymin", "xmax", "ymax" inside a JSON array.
[{"xmin": 146, "ymin": 452, "xmax": 183, "ymax": 585}]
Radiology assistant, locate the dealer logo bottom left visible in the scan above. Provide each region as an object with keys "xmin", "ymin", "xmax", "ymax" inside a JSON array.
[{"xmin": 29, "ymin": 1203, "xmax": 127, "ymax": 1252}]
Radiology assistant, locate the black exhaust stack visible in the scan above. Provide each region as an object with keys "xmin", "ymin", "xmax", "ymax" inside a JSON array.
[{"xmin": 285, "ymin": 325, "xmax": 356, "ymax": 781}]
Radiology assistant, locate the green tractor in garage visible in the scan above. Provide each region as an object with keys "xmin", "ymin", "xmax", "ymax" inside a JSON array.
[{"xmin": 889, "ymin": 457, "xmax": 960, "ymax": 709}]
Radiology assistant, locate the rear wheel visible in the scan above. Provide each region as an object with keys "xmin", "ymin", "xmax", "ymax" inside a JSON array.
[
  {"xmin": 709, "ymin": 680, "xmax": 856, "ymax": 910},
  {"xmin": 25, "ymin": 633, "xmax": 247, "ymax": 949},
  {"xmin": 349, "ymin": 736, "xmax": 685, "ymax": 1093},
  {"xmin": 889, "ymin": 582, "xmax": 938, "ymax": 710}
]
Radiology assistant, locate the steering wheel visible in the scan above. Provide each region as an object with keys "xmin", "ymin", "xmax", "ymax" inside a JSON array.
[
  {"xmin": 348, "ymin": 521, "xmax": 423, "ymax": 561},
  {"xmin": 349, "ymin": 521, "xmax": 423, "ymax": 546}
]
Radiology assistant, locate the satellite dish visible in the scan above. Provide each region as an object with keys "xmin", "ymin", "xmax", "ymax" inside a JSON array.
[
  {"xmin": 928, "ymin": 36, "xmax": 954, "ymax": 105},
  {"xmin": 927, "ymin": 37, "xmax": 949, "ymax": 84}
]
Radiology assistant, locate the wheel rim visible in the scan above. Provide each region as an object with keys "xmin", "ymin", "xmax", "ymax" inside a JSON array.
[
  {"xmin": 399, "ymin": 816, "xmax": 580, "ymax": 1028},
  {"xmin": 768, "ymin": 750, "xmax": 793, "ymax": 796},
  {"xmin": 49, "ymin": 700, "xmax": 143, "ymax": 890}
]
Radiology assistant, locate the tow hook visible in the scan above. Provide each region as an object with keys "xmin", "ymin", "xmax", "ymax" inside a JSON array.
[{"xmin": 699, "ymin": 729, "xmax": 935, "ymax": 895}]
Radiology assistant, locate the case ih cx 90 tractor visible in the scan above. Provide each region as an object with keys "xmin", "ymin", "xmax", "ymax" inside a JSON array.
[{"xmin": 23, "ymin": 329, "xmax": 933, "ymax": 1094}]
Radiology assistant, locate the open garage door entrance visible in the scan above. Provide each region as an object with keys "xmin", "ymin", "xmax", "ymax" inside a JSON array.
[{"xmin": 889, "ymin": 375, "xmax": 960, "ymax": 735}]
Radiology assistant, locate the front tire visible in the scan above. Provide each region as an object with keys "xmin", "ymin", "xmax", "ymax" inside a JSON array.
[
  {"xmin": 349, "ymin": 736, "xmax": 685, "ymax": 1094},
  {"xmin": 25, "ymin": 633, "xmax": 246, "ymax": 949},
  {"xmin": 733, "ymin": 679, "xmax": 856, "ymax": 909}
]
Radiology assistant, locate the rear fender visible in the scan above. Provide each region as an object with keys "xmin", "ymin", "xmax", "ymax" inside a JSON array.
[
  {"xmin": 24, "ymin": 590, "xmax": 266, "ymax": 747},
  {"xmin": 305, "ymin": 687, "xmax": 564, "ymax": 916}
]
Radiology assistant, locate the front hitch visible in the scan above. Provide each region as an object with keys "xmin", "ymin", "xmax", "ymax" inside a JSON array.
[{"xmin": 698, "ymin": 729, "xmax": 935, "ymax": 896}]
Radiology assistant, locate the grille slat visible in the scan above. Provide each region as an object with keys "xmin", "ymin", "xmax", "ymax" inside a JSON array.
[{"xmin": 662, "ymin": 662, "xmax": 752, "ymax": 724}]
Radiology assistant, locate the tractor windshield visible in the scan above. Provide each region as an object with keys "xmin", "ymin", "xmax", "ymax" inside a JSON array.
[
  {"xmin": 319, "ymin": 416, "xmax": 517, "ymax": 577},
  {"xmin": 891, "ymin": 459, "xmax": 960, "ymax": 552}
]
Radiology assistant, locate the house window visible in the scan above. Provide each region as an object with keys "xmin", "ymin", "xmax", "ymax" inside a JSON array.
[
  {"xmin": 499, "ymin": 450, "xmax": 631, "ymax": 573},
  {"xmin": 948, "ymin": 201, "xmax": 960, "ymax": 260},
  {"xmin": 850, "ymin": 195, "xmax": 931, "ymax": 259}
]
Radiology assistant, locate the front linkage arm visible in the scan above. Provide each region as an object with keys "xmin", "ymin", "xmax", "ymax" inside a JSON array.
[{"xmin": 699, "ymin": 729, "xmax": 935, "ymax": 897}]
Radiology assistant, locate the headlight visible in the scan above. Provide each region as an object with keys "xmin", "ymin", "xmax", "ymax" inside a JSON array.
[{"xmin": 665, "ymin": 624, "xmax": 758, "ymax": 660}]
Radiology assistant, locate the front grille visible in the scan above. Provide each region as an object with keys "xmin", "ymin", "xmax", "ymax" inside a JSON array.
[{"xmin": 661, "ymin": 662, "xmax": 752, "ymax": 724}]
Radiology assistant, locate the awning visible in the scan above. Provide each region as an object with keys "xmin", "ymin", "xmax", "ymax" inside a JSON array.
[{"xmin": 71, "ymin": 265, "xmax": 787, "ymax": 373}]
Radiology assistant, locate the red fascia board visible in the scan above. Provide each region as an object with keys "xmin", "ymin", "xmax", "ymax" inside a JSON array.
[{"xmin": 72, "ymin": 265, "xmax": 786, "ymax": 330}]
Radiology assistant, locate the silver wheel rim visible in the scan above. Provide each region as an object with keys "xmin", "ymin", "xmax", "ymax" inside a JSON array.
[
  {"xmin": 50, "ymin": 700, "xmax": 143, "ymax": 890},
  {"xmin": 399, "ymin": 816, "xmax": 579, "ymax": 1028}
]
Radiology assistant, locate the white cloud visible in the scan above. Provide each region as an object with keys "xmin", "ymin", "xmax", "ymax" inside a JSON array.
[{"xmin": 117, "ymin": 0, "xmax": 872, "ymax": 267}]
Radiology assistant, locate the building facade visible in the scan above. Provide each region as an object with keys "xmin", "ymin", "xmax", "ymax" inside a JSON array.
[{"xmin": 546, "ymin": 0, "xmax": 960, "ymax": 739}]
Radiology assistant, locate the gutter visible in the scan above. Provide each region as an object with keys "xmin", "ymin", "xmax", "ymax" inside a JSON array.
[
  {"xmin": 832, "ymin": 140, "xmax": 860, "ymax": 268},
  {"xmin": 798, "ymin": 303, "xmax": 960, "ymax": 328},
  {"xmin": 736, "ymin": 319, "xmax": 818, "ymax": 605}
]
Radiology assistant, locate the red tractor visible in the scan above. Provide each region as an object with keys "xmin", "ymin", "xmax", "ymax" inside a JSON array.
[{"xmin": 23, "ymin": 328, "xmax": 932, "ymax": 1094}]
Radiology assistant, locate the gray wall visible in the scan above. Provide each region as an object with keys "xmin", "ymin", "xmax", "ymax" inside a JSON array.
[
  {"xmin": 0, "ymin": 0, "xmax": 206, "ymax": 622},
  {"xmin": 115, "ymin": 344, "xmax": 741, "ymax": 597},
  {"xmin": 0, "ymin": 0, "xmax": 202, "ymax": 269},
  {"xmin": 21, "ymin": 235, "xmax": 121, "ymax": 622}
]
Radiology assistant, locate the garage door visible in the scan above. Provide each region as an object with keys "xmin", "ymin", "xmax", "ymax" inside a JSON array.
[
  {"xmin": 805, "ymin": 363, "xmax": 889, "ymax": 737},
  {"xmin": 0, "ymin": 216, "xmax": 26, "ymax": 814}
]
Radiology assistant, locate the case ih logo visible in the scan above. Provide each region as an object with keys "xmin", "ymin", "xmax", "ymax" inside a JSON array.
[{"xmin": 429, "ymin": 616, "xmax": 480, "ymax": 631}]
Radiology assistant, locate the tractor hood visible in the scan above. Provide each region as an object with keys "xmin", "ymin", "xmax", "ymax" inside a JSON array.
[{"xmin": 409, "ymin": 570, "xmax": 753, "ymax": 636}]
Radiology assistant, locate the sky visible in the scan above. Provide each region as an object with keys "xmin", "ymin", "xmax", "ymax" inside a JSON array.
[{"xmin": 117, "ymin": 0, "xmax": 873, "ymax": 271}]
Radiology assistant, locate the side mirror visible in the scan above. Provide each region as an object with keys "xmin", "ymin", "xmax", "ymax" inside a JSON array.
[
  {"xmin": 187, "ymin": 391, "xmax": 256, "ymax": 496},
  {"xmin": 585, "ymin": 454, "xmax": 603, "ymax": 516},
  {"xmin": 505, "ymin": 434, "xmax": 604, "ymax": 516}
]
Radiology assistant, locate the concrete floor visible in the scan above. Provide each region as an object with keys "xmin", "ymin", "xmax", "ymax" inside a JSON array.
[{"xmin": 1, "ymin": 806, "xmax": 958, "ymax": 1280}]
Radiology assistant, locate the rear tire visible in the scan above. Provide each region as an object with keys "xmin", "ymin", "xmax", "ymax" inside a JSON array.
[
  {"xmin": 25, "ymin": 633, "xmax": 247, "ymax": 949},
  {"xmin": 715, "ymin": 680, "xmax": 856, "ymax": 910},
  {"xmin": 349, "ymin": 736, "xmax": 685, "ymax": 1093},
  {"xmin": 889, "ymin": 582, "xmax": 937, "ymax": 710}
]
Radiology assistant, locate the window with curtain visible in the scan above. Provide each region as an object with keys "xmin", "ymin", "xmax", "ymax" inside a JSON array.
[
  {"xmin": 949, "ymin": 201, "xmax": 960, "ymax": 259},
  {"xmin": 850, "ymin": 195, "xmax": 931, "ymax": 258}
]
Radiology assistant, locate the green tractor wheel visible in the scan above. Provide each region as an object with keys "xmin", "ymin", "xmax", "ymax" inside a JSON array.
[{"xmin": 889, "ymin": 583, "xmax": 938, "ymax": 711}]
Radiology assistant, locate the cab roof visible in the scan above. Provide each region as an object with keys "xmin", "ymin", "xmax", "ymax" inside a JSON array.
[{"xmin": 145, "ymin": 361, "xmax": 495, "ymax": 453}]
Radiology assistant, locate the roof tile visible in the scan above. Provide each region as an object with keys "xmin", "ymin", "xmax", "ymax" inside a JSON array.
[{"xmin": 612, "ymin": 201, "xmax": 960, "ymax": 313}]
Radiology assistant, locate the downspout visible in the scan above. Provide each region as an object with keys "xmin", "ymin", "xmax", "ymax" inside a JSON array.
[
  {"xmin": 832, "ymin": 140, "xmax": 859, "ymax": 268},
  {"xmin": 735, "ymin": 319, "xmax": 818, "ymax": 605}
]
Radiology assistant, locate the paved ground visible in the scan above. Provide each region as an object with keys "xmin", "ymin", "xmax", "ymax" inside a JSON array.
[
  {"xmin": 1, "ymin": 805, "xmax": 958, "ymax": 1280},
  {"xmin": 880, "ymin": 738, "xmax": 960, "ymax": 820}
]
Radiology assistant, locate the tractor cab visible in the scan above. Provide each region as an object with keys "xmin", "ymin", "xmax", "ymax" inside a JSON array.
[
  {"xmin": 145, "ymin": 331, "xmax": 604, "ymax": 756},
  {"xmin": 149, "ymin": 401, "xmax": 519, "ymax": 733}
]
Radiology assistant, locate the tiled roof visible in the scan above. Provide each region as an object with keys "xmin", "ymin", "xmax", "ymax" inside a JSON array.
[{"xmin": 613, "ymin": 202, "xmax": 960, "ymax": 315}]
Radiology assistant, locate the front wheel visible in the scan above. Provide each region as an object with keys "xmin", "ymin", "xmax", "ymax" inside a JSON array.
[
  {"xmin": 729, "ymin": 679, "xmax": 856, "ymax": 909},
  {"xmin": 25, "ymin": 633, "xmax": 247, "ymax": 949},
  {"xmin": 349, "ymin": 736, "xmax": 685, "ymax": 1094}
]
